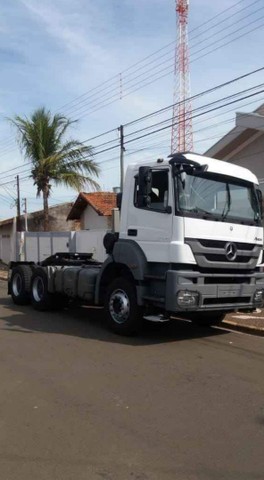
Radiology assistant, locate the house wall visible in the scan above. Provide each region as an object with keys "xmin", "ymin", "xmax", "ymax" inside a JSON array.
[
  {"xmin": 81, "ymin": 205, "xmax": 111, "ymax": 230},
  {"xmin": 27, "ymin": 203, "xmax": 79, "ymax": 232},
  {"xmin": 226, "ymin": 133, "xmax": 264, "ymax": 190}
]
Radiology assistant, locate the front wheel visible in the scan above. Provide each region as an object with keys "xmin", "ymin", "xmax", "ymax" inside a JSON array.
[
  {"xmin": 104, "ymin": 277, "xmax": 142, "ymax": 335},
  {"xmin": 191, "ymin": 312, "xmax": 226, "ymax": 327}
]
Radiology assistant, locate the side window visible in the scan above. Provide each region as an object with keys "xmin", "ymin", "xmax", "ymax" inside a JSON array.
[{"xmin": 135, "ymin": 170, "xmax": 169, "ymax": 211}]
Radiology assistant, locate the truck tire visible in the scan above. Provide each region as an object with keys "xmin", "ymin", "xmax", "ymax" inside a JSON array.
[
  {"xmin": 10, "ymin": 265, "xmax": 32, "ymax": 305},
  {"xmin": 30, "ymin": 268, "xmax": 56, "ymax": 311},
  {"xmin": 104, "ymin": 277, "xmax": 143, "ymax": 335},
  {"xmin": 191, "ymin": 312, "xmax": 225, "ymax": 327}
]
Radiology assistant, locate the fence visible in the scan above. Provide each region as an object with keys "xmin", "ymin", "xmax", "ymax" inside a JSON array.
[
  {"xmin": 16, "ymin": 229, "xmax": 108, "ymax": 263},
  {"xmin": 0, "ymin": 219, "xmax": 17, "ymax": 264},
  {"xmin": 0, "ymin": 234, "xmax": 12, "ymax": 264}
]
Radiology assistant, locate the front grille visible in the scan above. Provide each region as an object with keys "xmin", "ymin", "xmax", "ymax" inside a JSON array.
[
  {"xmin": 203, "ymin": 296, "xmax": 251, "ymax": 305},
  {"xmin": 199, "ymin": 239, "xmax": 255, "ymax": 251},
  {"xmin": 204, "ymin": 254, "xmax": 249, "ymax": 263},
  {"xmin": 185, "ymin": 237, "xmax": 261, "ymax": 270},
  {"xmin": 204, "ymin": 277, "xmax": 251, "ymax": 284}
]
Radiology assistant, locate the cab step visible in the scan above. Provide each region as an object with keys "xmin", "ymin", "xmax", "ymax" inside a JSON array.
[{"xmin": 143, "ymin": 314, "xmax": 170, "ymax": 323}]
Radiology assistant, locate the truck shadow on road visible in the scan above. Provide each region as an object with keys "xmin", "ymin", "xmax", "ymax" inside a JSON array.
[{"xmin": 0, "ymin": 296, "xmax": 227, "ymax": 346}]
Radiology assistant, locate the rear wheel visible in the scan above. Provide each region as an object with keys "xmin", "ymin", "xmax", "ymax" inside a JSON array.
[
  {"xmin": 104, "ymin": 277, "xmax": 143, "ymax": 335},
  {"xmin": 191, "ymin": 312, "xmax": 225, "ymax": 327},
  {"xmin": 30, "ymin": 268, "xmax": 56, "ymax": 311},
  {"xmin": 10, "ymin": 265, "xmax": 32, "ymax": 305}
]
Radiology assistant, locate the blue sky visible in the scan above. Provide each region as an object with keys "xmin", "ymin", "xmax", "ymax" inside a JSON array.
[{"xmin": 0, "ymin": 0, "xmax": 264, "ymax": 219}]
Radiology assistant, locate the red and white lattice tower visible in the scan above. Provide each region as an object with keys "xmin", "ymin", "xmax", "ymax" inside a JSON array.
[{"xmin": 171, "ymin": 0, "xmax": 193, "ymax": 154}]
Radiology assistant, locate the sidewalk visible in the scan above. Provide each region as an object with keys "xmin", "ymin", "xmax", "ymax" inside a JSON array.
[
  {"xmin": 223, "ymin": 309, "xmax": 264, "ymax": 335},
  {"xmin": 1, "ymin": 262, "xmax": 264, "ymax": 335}
]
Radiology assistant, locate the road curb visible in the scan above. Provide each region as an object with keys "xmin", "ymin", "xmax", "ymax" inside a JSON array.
[{"xmin": 222, "ymin": 320, "xmax": 264, "ymax": 336}]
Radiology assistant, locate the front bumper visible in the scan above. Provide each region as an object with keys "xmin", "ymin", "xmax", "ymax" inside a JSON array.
[{"xmin": 165, "ymin": 270, "xmax": 264, "ymax": 312}]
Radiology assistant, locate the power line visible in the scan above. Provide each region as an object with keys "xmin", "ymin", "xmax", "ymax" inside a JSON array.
[
  {"xmin": 123, "ymin": 83, "xmax": 264, "ymax": 140},
  {"xmin": 69, "ymin": 18, "xmax": 264, "ymax": 122},
  {"xmin": 60, "ymin": 6, "xmax": 264, "ymax": 120},
  {"xmin": 191, "ymin": 13, "xmax": 264, "ymax": 60},
  {"xmin": 0, "ymin": 72, "xmax": 264, "ymax": 181},
  {"xmin": 124, "ymin": 88, "xmax": 264, "ymax": 147},
  {"xmin": 190, "ymin": 1, "xmax": 263, "ymax": 47},
  {"xmin": 0, "ymin": 194, "xmax": 13, "ymax": 206},
  {"xmin": 58, "ymin": 0, "xmax": 254, "ymax": 115}
]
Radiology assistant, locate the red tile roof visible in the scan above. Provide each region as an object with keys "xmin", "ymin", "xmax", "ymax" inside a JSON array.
[{"xmin": 67, "ymin": 192, "xmax": 117, "ymax": 220}]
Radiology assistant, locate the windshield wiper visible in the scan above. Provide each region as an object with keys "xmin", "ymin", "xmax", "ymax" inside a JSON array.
[
  {"xmin": 188, "ymin": 207, "xmax": 215, "ymax": 217},
  {"xmin": 221, "ymin": 183, "xmax": 231, "ymax": 220}
]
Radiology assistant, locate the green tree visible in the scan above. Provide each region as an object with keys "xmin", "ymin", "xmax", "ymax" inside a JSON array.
[{"xmin": 10, "ymin": 107, "xmax": 100, "ymax": 231}]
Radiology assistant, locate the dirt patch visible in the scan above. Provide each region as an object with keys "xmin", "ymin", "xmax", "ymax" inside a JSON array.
[{"xmin": 0, "ymin": 262, "xmax": 8, "ymax": 280}]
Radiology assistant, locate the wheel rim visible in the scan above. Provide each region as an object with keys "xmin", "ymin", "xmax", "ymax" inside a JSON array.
[
  {"xmin": 12, "ymin": 273, "xmax": 22, "ymax": 297},
  {"xmin": 109, "ymin": 289, "xmax": 130, "ymax": 324},
  {"xmin": 32, "ymin": 276, "xmax": 45, "ymax": 302}
]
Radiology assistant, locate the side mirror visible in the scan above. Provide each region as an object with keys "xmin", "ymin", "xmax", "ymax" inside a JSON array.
[
  {"xmin": 257, "ymin": 189, "xmax": 263, "ymax": 219},
  {"xmin": 137, "ymin": 166, "xmax": 152, "ymax": 208},
  {"xmin": 116, "ymin": 192, "xmax": 122, "ymax": 210}
]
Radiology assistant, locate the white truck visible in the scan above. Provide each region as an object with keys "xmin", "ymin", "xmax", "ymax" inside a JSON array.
[{"xmin": 8, "ymin": 152, "xmax": 264, "ymax": 335}]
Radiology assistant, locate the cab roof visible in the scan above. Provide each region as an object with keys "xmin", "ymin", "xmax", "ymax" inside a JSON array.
[{"xmin": 128, "ymin": 152, "xmax": 259, "ymax": 185}]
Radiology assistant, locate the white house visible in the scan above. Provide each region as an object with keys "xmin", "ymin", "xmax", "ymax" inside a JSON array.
[{"xmin": 67, "ymin": 192, "xmax": 117, "ymax": 230}]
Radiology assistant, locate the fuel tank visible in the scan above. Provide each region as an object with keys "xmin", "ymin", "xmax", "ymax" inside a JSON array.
[{"xmin": 54, "ymin": 266, "xmax": 99, "ymax": 301}]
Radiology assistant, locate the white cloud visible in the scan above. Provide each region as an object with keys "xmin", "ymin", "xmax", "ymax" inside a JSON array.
[{"xmin": 20, "ymin": 0, "xmax": 105, "ymax": 60}]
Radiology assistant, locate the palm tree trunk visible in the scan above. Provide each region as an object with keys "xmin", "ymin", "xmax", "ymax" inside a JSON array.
[{"xmin": 43, "ymin": 185, "xmax": 49, "ymax": 231}]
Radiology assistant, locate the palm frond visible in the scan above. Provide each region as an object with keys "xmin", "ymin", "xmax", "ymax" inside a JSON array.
[
  {"xmin": 9, "ymin": 107, "xmax": 101, "ymax": 206},
  {"xmin": 53, "ymin": 171, "xmax": 100, "ymax": 191}
]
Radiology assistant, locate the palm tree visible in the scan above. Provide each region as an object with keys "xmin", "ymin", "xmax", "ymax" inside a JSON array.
[{"xmin": 9, "ymin": 107, "xmax": 100, "ymax": 231}]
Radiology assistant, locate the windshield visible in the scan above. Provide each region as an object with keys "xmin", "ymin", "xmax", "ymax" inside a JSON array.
[{"xmin": 176, "ymin": 172, "xmax": 261, "ymax": 225}]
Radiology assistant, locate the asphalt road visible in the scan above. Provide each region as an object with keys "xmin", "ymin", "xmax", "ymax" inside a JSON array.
[{"xmin": 0, "ymin": 280, "xmax": 264, "ymax": 480}]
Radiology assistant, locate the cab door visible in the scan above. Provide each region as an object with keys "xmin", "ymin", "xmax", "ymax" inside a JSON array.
[{"xmin": 122, "ymin": 168, "xmax": 173, "ymax": 263}]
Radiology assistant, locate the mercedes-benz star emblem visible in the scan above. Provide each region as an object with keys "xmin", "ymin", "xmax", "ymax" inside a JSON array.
[{"xmin": 225, "ymin": 242, "xmax": 237, "ymax": 261}]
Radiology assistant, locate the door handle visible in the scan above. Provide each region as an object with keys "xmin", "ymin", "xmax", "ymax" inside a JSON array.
[{"xmin": 127, "ymin": 229, "xmax": 137, "ymax": 236}]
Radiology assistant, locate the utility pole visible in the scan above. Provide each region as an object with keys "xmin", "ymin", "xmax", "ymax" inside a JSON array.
[
  {"xmin": 23, "ymin": 198, "xmax": 28, "ymax": 231},
  {"xmin": 118, "ymin": 125, "xmax": 125, "ymax": 191},
  {"xmin": 16, "ymin": 175, "xmax": 21, "ymax": 231}
]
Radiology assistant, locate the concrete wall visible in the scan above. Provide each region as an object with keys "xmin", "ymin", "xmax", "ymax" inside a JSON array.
[
  {"xmin": 75, "ymin": 230, "xmax": 107, "ymax": 262},
  {"xmin": 21, "ymin": 231, "xmax": 74, "ymax": 262},
  {"xmin": 80, "ymin": 205, "xmax": 111, "ymax": 230},
  {"xmin": 0, "ymin": 219, "xmax": 16, "ymax": 264},
  {"xmin": 18, "ymin": 229, "xmax": 108, "ymax": 263}
]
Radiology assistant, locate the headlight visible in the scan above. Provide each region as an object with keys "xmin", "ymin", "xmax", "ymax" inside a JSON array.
[
  {"xmin": 253, "ymin": 289, "xmax": 264, "ymax": 305},
  {"xmin": 177, "ymin": 290, "xmax": 199, "ymax": 307}
]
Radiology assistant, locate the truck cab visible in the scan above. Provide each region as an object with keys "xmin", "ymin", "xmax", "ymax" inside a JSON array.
[{"xmin": 105, "ymin": 152, "xmax": 264, "ymax": 331}]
